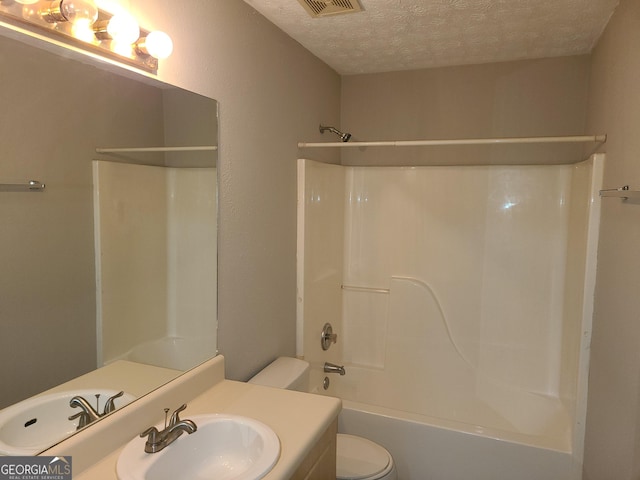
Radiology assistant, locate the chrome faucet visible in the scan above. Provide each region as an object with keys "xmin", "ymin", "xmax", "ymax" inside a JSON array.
[
  {"xmin": 68, "ymin": 391, "xmax": 125, "ymax": 430},
  {"xmin": 324, "ymin": 362, "xmax": 346, "ymax": 375},
  {"xmin": 140, "ymin": 404, "xmax": 198, "ymax": 453}
]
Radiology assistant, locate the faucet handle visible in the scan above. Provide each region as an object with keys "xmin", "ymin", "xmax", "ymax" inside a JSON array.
[
  {"xmin": 68, "ymin": 411, "xmax": 90, "ymax": 429},
  {"xmin": 168, "ymin": 404, "xmax": 188, "ymax": 428},
  {"xmin": 103, "ymin": 391, "xmax": 125, "ymax": 414},
  {"xmin": 140, "ymin": 426, "xmax": 159, "ymax": 442},
  {"xmin": 321, "ymin": 323, "xmax": 338, "ymax": 351},
  {"xmin": 140, "ymin": 426, "xmax": 165, "ymax": 454}
]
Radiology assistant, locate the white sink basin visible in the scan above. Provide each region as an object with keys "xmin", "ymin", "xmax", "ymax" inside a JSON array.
[
  {"xmin": 117, "ymin": 414, "xmax": 281, "ymax": 480},
  {"xmin": 0, "ymin": 389, "xmax": 136, "ymax": 455}
]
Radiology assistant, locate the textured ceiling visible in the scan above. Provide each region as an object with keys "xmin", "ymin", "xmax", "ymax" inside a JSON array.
[{"xmin": 243, "ymin": 0, "xmax": 620, "ymax": 75}]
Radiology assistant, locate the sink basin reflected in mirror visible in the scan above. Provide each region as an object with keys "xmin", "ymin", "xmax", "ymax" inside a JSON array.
[
  {"xmin": 0, "ymin": 389, "xmax": 136, "ymax": 455},
  {"xmin": 117, "ymin": 414, "xmax": 281, "ymax": 480}
]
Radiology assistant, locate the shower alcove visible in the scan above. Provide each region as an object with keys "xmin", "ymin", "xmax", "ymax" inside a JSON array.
[
  {"xmin": 94, "ymin": 161, "xmax": 217, "ymax": 371},
  {"xmin": 297, "ymin": 147, "xmax": 604, "ymax": 479}
]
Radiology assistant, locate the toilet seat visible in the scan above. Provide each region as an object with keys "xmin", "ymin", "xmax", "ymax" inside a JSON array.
[{"xmin": 337, "ymin": 434, "xmax": 394, "ymax": 480}]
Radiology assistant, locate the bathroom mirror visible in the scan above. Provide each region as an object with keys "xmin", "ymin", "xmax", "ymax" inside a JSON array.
[{"xmin": 0, "ymin": 29, "xmax": 218, "ymax": 451}]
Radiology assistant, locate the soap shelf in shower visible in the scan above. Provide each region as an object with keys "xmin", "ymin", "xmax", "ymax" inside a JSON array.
[
  {"xmin": 599, "ymin": 185, "xmax": 640, "ymax": 200},
  {"xmin": 95, "ymin": 146, "xmax": 217, "ymax": 154},
  {"xmin": 0, "ymin": 180, "xmax": 46, "ymax": 192},
  {"xmin": 341, "ymin": 284, "xmax": 390, "ymax": 294}
]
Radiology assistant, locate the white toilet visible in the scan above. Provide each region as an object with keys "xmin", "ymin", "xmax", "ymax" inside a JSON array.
[{"xmin": 248, "ymin": 357, "xmax": 397, "ymax": 480}]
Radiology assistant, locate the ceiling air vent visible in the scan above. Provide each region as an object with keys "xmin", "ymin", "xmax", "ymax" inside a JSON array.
[{"xmin": 297, "ymin": 0, "xmax": 363, "ymax": 18}]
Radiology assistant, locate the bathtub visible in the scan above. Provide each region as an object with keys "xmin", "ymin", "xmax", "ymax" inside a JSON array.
[
  {"xmin": 337, "ymin": 399, "xmax": 577, "ymax": 480},
  {"xmin": 309, "ymin": 366, "xmax": 577, "ymax": 479}
]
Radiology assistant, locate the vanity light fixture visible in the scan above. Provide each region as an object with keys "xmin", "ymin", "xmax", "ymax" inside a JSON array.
[{"xmin": 0, "ymin": 0, "xmax": 173, "ymax": 73}]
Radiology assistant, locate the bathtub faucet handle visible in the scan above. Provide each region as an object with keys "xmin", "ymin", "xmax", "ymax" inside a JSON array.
[
  {"xmin": 324, "ymin": 362, "xmax": 346, "ymax": 376},
  {"xmin": 321, "ymin": 323, "xmax": 338, "ymax": 350}
]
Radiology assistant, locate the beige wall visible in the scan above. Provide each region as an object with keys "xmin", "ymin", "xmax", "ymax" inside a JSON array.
[
  {"xmin": 583, "ymin": 0, "xmax": 640, "ymax": 478},
  {"xmin": 127, "ymin": 0, "xmax": 342, "ymax": 380},
  {"xmin": 341, "ymin": 56, "xmax": 591, "ymax": 166}
]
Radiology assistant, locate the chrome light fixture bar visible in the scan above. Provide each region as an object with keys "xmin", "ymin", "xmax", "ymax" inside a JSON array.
[{"xmin": 0, "ymin": 0, "xmax": 173, "ymax": 73}]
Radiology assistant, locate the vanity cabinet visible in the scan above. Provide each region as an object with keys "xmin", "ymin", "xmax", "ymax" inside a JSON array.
[{"xmin": 291, "ymin": 420, "xmax": 337, "ymax": 480}]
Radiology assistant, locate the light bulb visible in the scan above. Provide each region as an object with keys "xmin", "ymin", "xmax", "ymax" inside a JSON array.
[
  {"xmin": 107, "ymin": 12, "xmax": 140, "ymax": 45},
  {"xmin": 40, "ymin": 0, "xmax": 98, "ymax": 25},
  {"xmin": 142, "ymin": 31, "xmax": 173, "ymax": 59},
  {"xmin": 21, "ymin": 4, "xmax": 41, "ymax": 22},
  {"xmin": 72, "ymin": 17, "xmax": 97, "ymax": 42},
  {"xmin": 112, "ymin": 42, "xmax": 134, "ymax": 57},
  {"xmin": 60, "ymin": 0, "xmax": 98, "ymax": 24}
]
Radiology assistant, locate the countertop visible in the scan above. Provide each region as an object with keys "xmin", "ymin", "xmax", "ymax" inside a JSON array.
[{"xmin": 71, "ymin": 367, "xmax": 341, "ymax": 479}]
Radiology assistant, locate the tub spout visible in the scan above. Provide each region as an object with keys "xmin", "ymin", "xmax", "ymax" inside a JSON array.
[{"xmin": 324, "ymin": 362, "xmax": 346, "ymax": 375}]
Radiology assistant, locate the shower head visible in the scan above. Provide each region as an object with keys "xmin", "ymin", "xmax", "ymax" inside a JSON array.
[{"xmin": 319, "ymin": 124, "xmax": 352, "ymax": 142}]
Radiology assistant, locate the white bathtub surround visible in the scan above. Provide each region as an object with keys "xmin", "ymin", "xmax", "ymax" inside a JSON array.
[
  {"xmin": 93, "ymin": 161, "xmax": 217, "ymax": 371},
  {"xmin": 297, "ymin": 155, "xmax": 603, "ymax": 479}
]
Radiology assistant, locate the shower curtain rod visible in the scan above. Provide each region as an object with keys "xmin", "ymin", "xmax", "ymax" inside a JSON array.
[{"xmin": 297, "ymin": 134, "xmax": 607, "ymax": 148}]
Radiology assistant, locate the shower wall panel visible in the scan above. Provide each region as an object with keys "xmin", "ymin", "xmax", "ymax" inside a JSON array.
[
  {"xmin": 94, "ymin": 161, "xmax": 169, "ymax": 364},
  {"xmin": 95, "ymin": 162, "xmax": 217, "ymax": 367},
  {"xmin": 297, "ymin": 159, "xmax": 345, "ymax": 366},
  {"xmin": 167, "ymin": 168, "xmax": 217, "ymax": 342},
  {"xmin": 342, "ymin": 164, "xmax": 578, "ymax": 438},
  {"xmin": 298, "ymin": 156, "xmax": 602, "ymax": 454}
]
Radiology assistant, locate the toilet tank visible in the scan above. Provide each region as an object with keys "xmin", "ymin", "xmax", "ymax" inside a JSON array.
[{"xmin": 248, "ymin": 357, "xmax": 310, "ymax": 392}]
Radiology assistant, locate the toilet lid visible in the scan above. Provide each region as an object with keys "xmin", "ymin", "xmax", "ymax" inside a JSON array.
[{"xmin": 337, "ymin": 434, "xmax": 391, "ymax": 480}]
